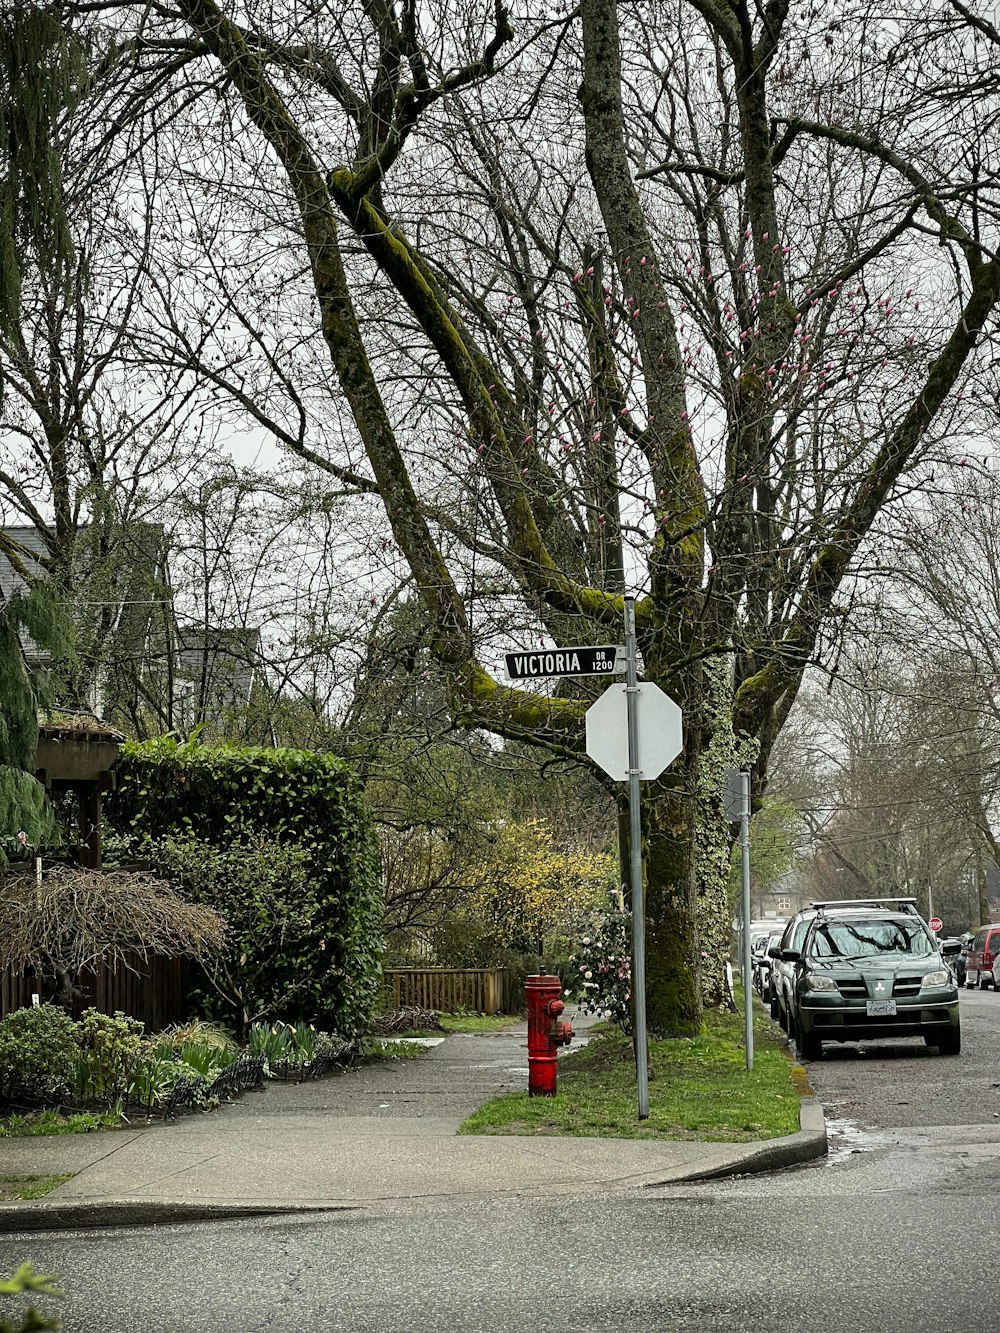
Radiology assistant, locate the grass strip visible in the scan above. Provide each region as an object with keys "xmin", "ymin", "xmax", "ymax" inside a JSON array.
[
  {"xmin": 0, "ymin": 1174, "xmax": 75, "ymax": 1201},
  {"xmin": 0, "ymin": 1111, "xmax": 122, "ymax": 1138},
  {"xmin": 360, "ymin": 1039, "xmax": 426, "ymax": 1060},
  {"xmin": 459, "ymin": 1003, "xmax": 802, "ymax": 1141},
  {"xmin": 437, "ymin": 1014, "xmax": 518, "ymax": 1034}
]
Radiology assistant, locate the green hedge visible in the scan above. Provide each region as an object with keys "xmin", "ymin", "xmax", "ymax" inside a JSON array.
[{"xmin": 104, "ymin": 738, "xmax": 382, "ymax": 1038}]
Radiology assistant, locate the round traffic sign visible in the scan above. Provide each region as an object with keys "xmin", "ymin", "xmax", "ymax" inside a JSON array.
[{"xmin": 929, "ymin": 916, "xmax": 943, "ymax": 933}]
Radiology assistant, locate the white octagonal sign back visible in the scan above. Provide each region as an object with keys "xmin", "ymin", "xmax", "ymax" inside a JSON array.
[{"xmin": 585, "ymin": 683, "xmax": 683, "ymax": 782}]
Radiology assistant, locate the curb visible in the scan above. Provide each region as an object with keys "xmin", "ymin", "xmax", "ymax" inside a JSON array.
[
  {"xmin": 0, "ymin": 1086, "xmax": 829, "ymax": 1230},
  {"xmin": 648, "ymin": 1096, "xmax": 828, "ymax": 1186},
  {"xmin": 0, "ymin": 1200, "xmax": 350, "ymax": 1234}
]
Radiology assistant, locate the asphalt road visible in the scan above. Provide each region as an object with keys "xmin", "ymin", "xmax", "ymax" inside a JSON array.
[
  {"xmin": 798, "ymin": 982, "xmax": 1000, "ymax": 1132},
  {"xmin": 4, "ymin": 990, "xmax": 999, "ymax": 1333},
  {"xmin": 2, "ymin": 1157, "xmax": 998, "ymax": 1333}
]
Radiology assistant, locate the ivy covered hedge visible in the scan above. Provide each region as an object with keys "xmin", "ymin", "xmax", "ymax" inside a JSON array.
[{"xmin": 103, "ymin": 739, "xmax": 382, "ymax": 1039}]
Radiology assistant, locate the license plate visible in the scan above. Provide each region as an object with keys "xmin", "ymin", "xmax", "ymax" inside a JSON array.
[{"xmin": 866, "ymin": 999, "xmax": 897, "ymax": 1017}]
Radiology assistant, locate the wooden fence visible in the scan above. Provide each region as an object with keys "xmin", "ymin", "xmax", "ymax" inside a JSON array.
[
  {"xmin": 382, "ymin": 967, "xmax": 514, "ymax": 1015},
  {"xmin": 0, "ymin": 955, "xmax": 185, "ymax": 1031}
]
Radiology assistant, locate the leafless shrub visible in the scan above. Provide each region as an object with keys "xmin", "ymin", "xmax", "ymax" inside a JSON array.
[{"xmin": 0, "ymin": 865, "xmax": 226, "ymax": 977}]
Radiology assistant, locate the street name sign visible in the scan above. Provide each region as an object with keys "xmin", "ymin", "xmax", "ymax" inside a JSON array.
[
  {"xmin": 504, "ymin": 644, "xmax": 625, "ymax": 681},
  {"xmin": 724, "ymin": 767, "xmax": 748, "ymax": 822},
  {"xmin": 585, "ymin": 682, "xmax": 683, "ymax": 781}
]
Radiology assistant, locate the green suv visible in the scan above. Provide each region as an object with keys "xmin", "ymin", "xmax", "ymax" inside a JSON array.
[{"xmin": 783, "ymin": 899, "xmax": 962, "ymax": 1060}]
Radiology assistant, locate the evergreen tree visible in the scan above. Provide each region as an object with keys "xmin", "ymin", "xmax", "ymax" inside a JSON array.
[
  {"xmin": 0, "ymin": 583, "xmax": 72, "ymax": 857},
  {"xmin": 0, "ymin": 6, "xmax": 81, "ymax": 854}
]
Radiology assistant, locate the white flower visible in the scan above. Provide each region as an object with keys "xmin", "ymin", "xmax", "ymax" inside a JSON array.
[{"xmin": 584, "ymin": 969, "xmax": 593, "ymax": 979}]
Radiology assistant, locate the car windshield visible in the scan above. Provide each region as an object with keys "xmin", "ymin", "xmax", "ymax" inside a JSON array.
[{"xmin": 808, "ymin": 918, "xmax": 933, "ymax": 960}]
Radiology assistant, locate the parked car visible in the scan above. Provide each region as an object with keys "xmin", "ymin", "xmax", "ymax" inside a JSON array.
[
  {"xmin": 955, "ymin": 933, "xmax": 974, "ymax": 987},
  {"xmin": 768, "ymin": 907, "xmax": 821, "ymax": 1031},
  {"xmin": 750, "ymin": 933, "xmax": 770, "ymax": 993},
  {"xmin": 963, "ymin": 924, "xmax": 1000, "ymax": 990},
  {"xmin": 756, "ymin": 929, "xmax": 784, "ymax": 1006},
  {"xmin": 746, "ymin": 922, "xmax": 784, "ymax": 995},
  {"xmin": 780, "ymin": 898, "xmax": 962, "ymax": 1060}
]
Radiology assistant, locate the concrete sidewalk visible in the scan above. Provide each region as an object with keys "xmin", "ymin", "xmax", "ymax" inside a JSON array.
[{"xmin": 0, "ymin": 1014, "xmax": 826, "ymax": 1231}]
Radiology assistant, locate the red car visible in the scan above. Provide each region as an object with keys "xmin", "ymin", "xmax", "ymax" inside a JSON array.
[{"xmin": 963, "ymin": 924, "xmax": 1000, "ymax": 990}]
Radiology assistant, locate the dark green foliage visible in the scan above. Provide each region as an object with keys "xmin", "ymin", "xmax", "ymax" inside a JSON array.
[
  {"xmin": 149, "ymin": 834, "xmax": 320, "ymax": 1036},
  {"xmin": 0, "ymin": 583, "xmax": 74, "ymax": 858},
  {"xmin": 0, "ymin": 1005, "xmax": 78, "ymax": 1103},
  {"xmin": 104, "ymin": 738, "xmax": 383, "ymax": 1037}
]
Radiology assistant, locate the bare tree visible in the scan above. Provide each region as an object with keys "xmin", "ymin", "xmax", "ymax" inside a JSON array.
[
  {"xmin": 774, "ymin": 640, "xmax": 995, "ymax": 930},
  {"xmin": 0, "ymin": 43, "xmax": 210, "ymax": 721}
]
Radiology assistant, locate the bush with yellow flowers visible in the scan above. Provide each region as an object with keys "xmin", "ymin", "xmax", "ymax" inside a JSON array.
[{"xmin": 471, "ymin": 819, "xmax": 616, "ymax": 954}]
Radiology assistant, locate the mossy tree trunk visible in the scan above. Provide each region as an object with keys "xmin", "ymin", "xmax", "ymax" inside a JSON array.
[{"xmin": 640, "ymin": 778, "xmax": 701, "ymax": 1035}]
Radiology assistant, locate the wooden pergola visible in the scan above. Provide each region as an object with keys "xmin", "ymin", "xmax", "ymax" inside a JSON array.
[{"xmin": 33, "ymin": 715, "xmax": 125, "ymax": 869}]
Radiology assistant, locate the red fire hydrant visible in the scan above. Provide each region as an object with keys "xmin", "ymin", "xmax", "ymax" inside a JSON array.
[{"xmin": 525, "ymin": 973, "xmax": 573, "ymax": 1096}]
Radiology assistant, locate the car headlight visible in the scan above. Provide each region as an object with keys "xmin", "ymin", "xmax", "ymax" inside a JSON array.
[
  {"xmin": 921, "ymin": 969, "xmax": 951, "ymax": 988},
  {"xmin": 802, "ymin": 975, "xmax": 838, "ymax": 992}
]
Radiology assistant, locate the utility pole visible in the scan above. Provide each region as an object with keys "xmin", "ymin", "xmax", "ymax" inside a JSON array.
[{"xmin": 624, "ymin": 596, "xmax": 649, "ymax": 1120}]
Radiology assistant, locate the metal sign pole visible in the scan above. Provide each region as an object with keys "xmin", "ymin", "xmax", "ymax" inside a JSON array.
[
  {"xmin": 624, "ymin": 596, "xmax": 649, "ymax": 1120},
  {"xmin": 740, "ymin": 770, "xmax": 754, "ymax": 1072}
]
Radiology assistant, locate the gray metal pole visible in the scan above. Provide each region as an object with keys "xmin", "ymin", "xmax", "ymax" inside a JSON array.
[
  {"xmin": 624, "ymin": 596, "xmax": 649, "ymax": 1119},
  {"xmin": 740, "ymin": 770, "xmax": 754, "ymax": 1072}
]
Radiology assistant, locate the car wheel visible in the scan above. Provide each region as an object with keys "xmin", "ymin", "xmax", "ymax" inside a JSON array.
[
  {"xmin": 980, "ymin": 974, "xmax": 991, "ymax": 991},
  {"xmin": 769, "ymin": 992, "xmax": 780, "ymax": 1022},
  {"xmin": 797, "ymin": 1020, "xmax": 822, "ymax": 1061},
  {"xmin": 777, "ymin": 1000, "xmax": 788, "ymax": 1032},
  {"xmin": 937, "ymin": 1023, "xmax": 961, "ymax": 1056}
]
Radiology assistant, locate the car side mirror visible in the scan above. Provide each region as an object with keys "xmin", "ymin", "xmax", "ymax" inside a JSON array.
[
  {"xmin": 940, "ymin": 939, "xmax": 962, "ymax": 956},
  {"xmin": 767, "ymin": 945, "xmax": 782, "ymax": 959},
  {"xmin": 780, "ymin": 948, "xmax": 801, "ymax": 962}
]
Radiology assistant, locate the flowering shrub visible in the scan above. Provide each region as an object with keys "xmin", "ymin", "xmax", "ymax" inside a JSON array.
[
  {"xmin": 470, "ymin": 819, "xmax": 616, "ymax": 953},
  {"xmin": 569, "ymin": 909, "xmax": 632, "ymax": 1033}
]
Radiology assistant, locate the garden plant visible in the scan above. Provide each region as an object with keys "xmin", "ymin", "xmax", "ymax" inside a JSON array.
[
  {"xmin": 0, "ymin": 1005, "xmax": 356, "ymax": 1128},
  {"xmin": 0, "ymin": 1264, "xmax": 62, "ymax": 1333},
  {"xmin": 105, "ymin": 739, "xmax": 383, "ymax": 1039}
]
